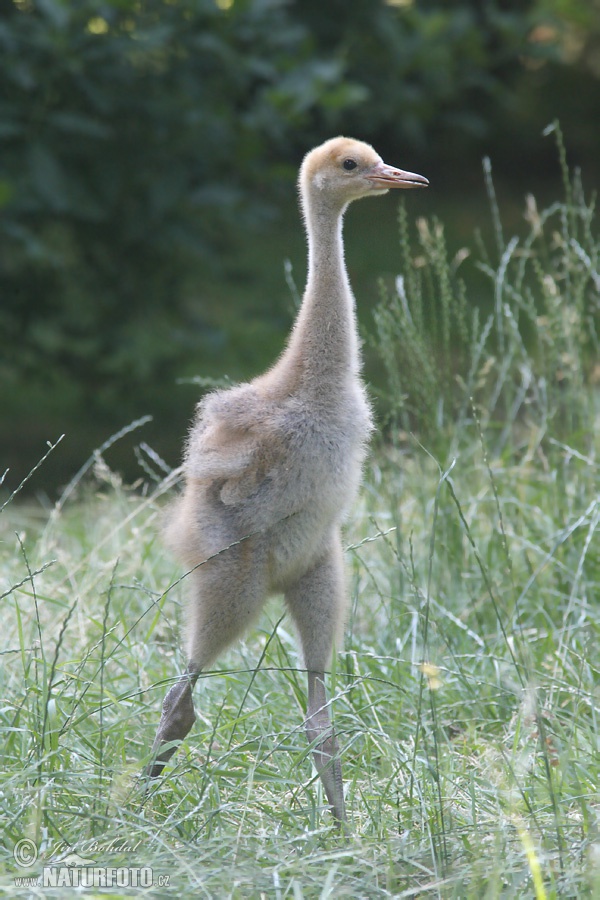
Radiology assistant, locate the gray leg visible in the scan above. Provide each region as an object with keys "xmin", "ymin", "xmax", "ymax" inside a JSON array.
[
  {"xmin": 306, "ymin": 670, "xmax": 346, "ymax": 823},
  {"xmin": 146, "ymin": 664, "xmax": 200, "ymax": 778},
  {"xmin": 146, "ymin": 549, "xmax": 268, "ymax": 779},
  {"xmin": 285, "ymin": 532, "xmax": 347, "ymax": 823}
]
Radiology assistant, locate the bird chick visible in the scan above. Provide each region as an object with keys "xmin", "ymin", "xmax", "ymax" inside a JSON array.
[{"xmin": 146, "ymin": 137, "xmax": 428, "ymax": 824}]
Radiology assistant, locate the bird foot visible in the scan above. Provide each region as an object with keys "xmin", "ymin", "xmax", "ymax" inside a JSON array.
[
  {"xmin": 306, "ymin": 713, "xmax": 346, "ymax": 823},
  {"xmin": 145, "ymin": 670, "xmax": 198, "ymax": 778}
]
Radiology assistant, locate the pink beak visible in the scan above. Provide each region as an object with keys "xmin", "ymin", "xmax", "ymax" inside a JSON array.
[{"xmin": 368, "ymin": 161, "xmax": 429, "ymax": 189}]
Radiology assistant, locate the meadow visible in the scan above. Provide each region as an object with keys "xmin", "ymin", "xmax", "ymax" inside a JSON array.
[{"xmin": 1, "ymin": 128, "xmax": 599, "ymax": 898}]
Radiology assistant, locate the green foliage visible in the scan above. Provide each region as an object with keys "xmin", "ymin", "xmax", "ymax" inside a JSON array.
[
  {"xmin": 372, "ymin": 123, "xmax": 600, "ymax": 457},
  {"xmin": 296, "ymin": 0, "xmax": 543, "ymax": 146},
  {"xmin": 0, "ymin": 0, "xmax": 575, "ymax": 436},
  {"xmin": 1, "ymin": 0, "xmax": 346, "ymax": 406}
]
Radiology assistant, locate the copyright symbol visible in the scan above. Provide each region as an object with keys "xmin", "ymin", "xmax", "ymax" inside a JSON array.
[{"xmin": 14, "ymin": 838, "xmax": 38, "ymax": 867}]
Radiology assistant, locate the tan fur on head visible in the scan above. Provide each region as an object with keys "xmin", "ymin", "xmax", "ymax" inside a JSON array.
[
  {"xmin": 299, "ymin": 136, "xmax": 385, "ymax": 206},
  {"xmin": 300, "ymin": 136, "xmax": 380, "ymax": 180}
]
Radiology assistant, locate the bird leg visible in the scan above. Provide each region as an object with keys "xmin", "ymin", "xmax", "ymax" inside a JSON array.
[
  {"xmin": 145, "ymin": 663, "xmax": 200, "ymax": 778},
  {"xmin": 306, "ymin": 670, "xmax": 346, "ymax": 823}
]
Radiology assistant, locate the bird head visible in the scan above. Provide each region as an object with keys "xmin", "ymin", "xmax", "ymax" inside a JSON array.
[{"xmin": 300, "ymin": 137, "xmax": 429, "ymax": 209}]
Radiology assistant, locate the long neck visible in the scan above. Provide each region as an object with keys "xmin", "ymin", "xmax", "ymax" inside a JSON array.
[{"xmin": 281, "ymin": 193, "xmax": 360, "ymax": 393}]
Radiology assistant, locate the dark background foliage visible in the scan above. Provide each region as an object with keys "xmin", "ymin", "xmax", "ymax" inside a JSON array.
[{"xmin": 1, "ymin": 0, "xmax": 598, "ymax": 491}]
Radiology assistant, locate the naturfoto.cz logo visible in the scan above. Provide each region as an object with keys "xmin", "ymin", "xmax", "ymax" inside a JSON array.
[{"xmin": 12, "ymin": 840, "xmax": 170, "ymax": 890}]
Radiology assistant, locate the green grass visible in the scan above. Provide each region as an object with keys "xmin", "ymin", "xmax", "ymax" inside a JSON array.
[
  {"xmin": 1, "ymin": 422, "xmax": 598, "ymax": 897},
  {"xmin": 1, "ymin": 130, "xmax": 599, "ymax": 897}
]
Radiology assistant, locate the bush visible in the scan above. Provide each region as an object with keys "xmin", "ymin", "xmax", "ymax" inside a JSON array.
[
  {"xmin": 0, "ymin": 0, "xmax": 354, "ymax": 407},
  {"xmin": 0, "ymin": 0, "xmax": 559, "ymax": 415},
  {"xmin": 2, "ymin": 0, "xmax": 598, "ymax": 493}
]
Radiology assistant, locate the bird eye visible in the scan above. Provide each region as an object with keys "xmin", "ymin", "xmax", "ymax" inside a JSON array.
[{"xmin": 343, "ymin": 159, "xmax": 357, "ymax": 171}]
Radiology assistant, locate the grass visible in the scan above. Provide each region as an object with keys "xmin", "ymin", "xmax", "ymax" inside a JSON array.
[{"xmin": 1, "ymin": 128, "xmax": 599, "ymax": 897}]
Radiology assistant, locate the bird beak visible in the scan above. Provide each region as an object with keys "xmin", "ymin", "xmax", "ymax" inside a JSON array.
[{"xmin": 367, "ymin": 161, "xmax": 429, "ymax": 190}]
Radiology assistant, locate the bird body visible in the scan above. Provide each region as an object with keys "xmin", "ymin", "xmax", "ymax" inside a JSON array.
[
  {"xmin": 148, "ymin": 137, "xmax": 428, "ymax": 822},
  {"xmin": 170, "ymin": 374, "xmax": 371, "ymax": 591}
]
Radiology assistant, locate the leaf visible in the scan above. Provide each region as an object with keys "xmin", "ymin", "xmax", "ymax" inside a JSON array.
[
  {"xmin": 0, "ymin": 179, "xmax": 14, "ymax": 207},
  {"xmin": 27, "ymin": 143, "xmax": 69, "ymax": 212},
  {"xmin": 49, "ymin": 112, "xmax": 111, "ymax": 139},
  {"xmin": 36, "ymin": 0, "xmax": 70, "ymax": 30}
]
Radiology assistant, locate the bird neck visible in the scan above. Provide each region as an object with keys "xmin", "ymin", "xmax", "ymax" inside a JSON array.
[{"xmin": 283, "ymin": 195, "xmax": 361, "ymax": 394}]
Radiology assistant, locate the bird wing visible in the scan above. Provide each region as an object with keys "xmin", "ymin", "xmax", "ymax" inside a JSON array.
[
  {"xmin": 217, "ymin": 440, "xmax": 280, "ymax": 507},
  {"xmin": 185, "ymin": 386, "xmax": 297, "ymax": 518}
]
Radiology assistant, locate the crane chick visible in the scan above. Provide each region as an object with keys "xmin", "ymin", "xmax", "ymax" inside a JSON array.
[{"xmin": 146, "ymin": 137, "xmax": 428, "ymax": 823}]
